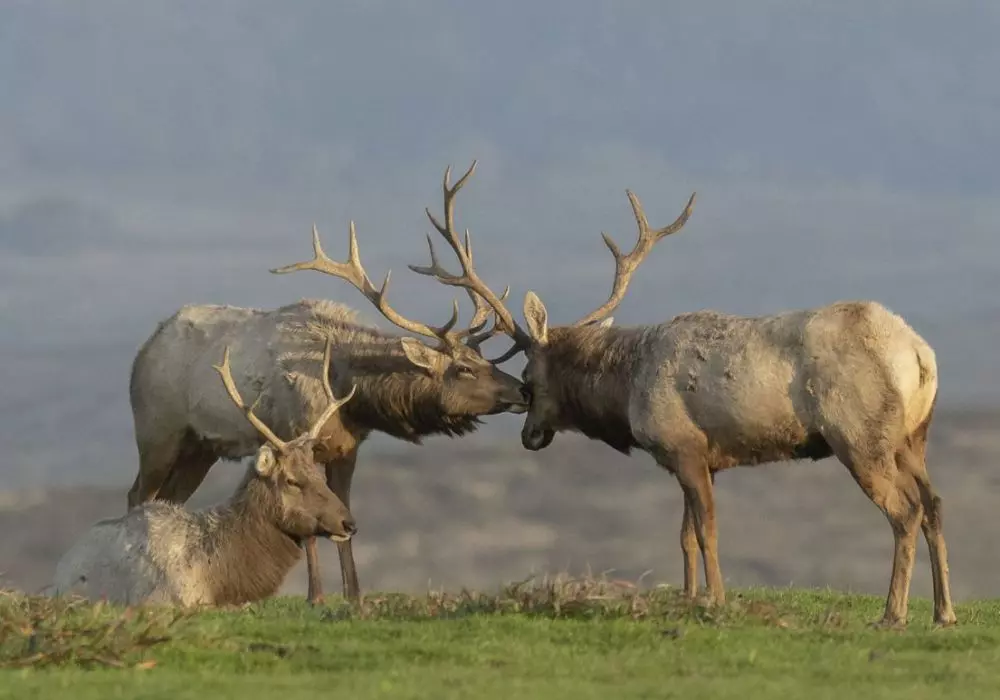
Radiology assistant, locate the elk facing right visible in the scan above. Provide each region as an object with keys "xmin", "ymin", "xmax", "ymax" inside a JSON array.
[
  {"xmin": 126, "ymin": 175, "xmax": 526, "ymax": 604},
  {"xmin": 409, "ymin": 164, "xmax": 956, "ymax": 629}
]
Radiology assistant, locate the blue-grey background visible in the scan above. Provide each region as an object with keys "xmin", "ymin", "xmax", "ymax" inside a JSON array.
[{"xmin": 1, "ymin": 3, "xmax": 999, "ymax": 599}]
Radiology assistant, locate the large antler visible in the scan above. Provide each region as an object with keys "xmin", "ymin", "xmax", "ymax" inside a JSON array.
[
  {"xmin": 411, "ymin": 221, "xmax": 512, "ymax": 352},
  {"xmin": 213, "ymin": 347, "xmax": 290, "ymax": 453},
  {"xmin": 572, "ymin": 190, "xmax": 697, "ymax": 327},
  {"xmin": 271, "ymin": 223, "xmax": 464, "ymax": 350},
  {"xmin": 308, "ymin": 335, "xmax": 357, "ymax": 440},
  {"xmin": 408, "ymin": 161, "xmax": 531, "ymax": 360}
]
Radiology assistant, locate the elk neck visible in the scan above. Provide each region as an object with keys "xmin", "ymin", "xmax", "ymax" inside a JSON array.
[
  {"xmin": 194, "ymin": 470, "xmax": 304, "ymax": 605},
  {"xmin": 336, "ymin": 338, "xmax": 482, "ymax": 443},
  {"xmin": 545, "ymin": 325, "xmax": 645, "ymax": 454}
]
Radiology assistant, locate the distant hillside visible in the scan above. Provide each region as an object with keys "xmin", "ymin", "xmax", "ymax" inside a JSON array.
[{"xmin": 4, "ymin": 406, "xmax": 999, "ymax": 601}]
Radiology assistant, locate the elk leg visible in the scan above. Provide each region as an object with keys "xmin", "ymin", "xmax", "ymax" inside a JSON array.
[
  {"xmin": 127, "ymin": 429, "xmax": 187, "ymax": 510},
  {"xmin": 326, "ymin": 451, "xmax": 360, "ymax": 601},
  {"xmin": 843, "ymin": 453, "xmax": 922, "ymax": 627},
  {"xmin": 679, "ymin": 470, "xmax": 716, "ymax": 599},
  {"xmin": 153, "ymin": 437, "xmax": 218, "ymax": 504},
  {"xmin": 897, "ymin": 446, "xmax": 957, "ymax": 626},
  {"xmin": 881, "ymin": 472, "xmax": 922, "ymax": 628},
  {"xmin": 675, "ymin": 462, "xmax": 724, "ymax": 605},
  {"xmin": 305, "ymin": 537, "xmax": 324, "ymax": 605},
  {"xmin": 680, "ymin": 493, "xmax": 699, "ymax": 598}
]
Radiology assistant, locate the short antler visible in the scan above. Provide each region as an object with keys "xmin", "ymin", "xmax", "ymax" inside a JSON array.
[
  {"xmin": 213, "ymin": 347, "xmax": 289, "ymax": 452},
  {"xmin": 408, "ymin": 161, "xmax": 532, "ymax": 360},
  {"xmin": 308, "ymin": 336, "xmax": 357, "ymax": 440},
  {"xmin": 271, "ymin": 223, "xmax": 462, "ymax": 349},
  {"xmin": 572, "ymin": 190, "xmax": 696, "ymax": 327}
]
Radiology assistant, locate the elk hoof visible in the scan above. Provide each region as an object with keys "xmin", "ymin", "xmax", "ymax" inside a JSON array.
[{"xmin": 870, "ymin": 617, "xmax": 906, "ymax": 631}]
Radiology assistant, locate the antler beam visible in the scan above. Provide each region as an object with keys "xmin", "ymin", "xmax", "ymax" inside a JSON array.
[
  {"xmin": 408, "ymin": 161, "xmax": 531, "ymax": 359},
  {"xmin": 271, "ymin": 223, "xmax": 462, "ymax": 348},
  {"xmin": 572, "ymin": 190, "xmax": 696, "ymax": 327}
]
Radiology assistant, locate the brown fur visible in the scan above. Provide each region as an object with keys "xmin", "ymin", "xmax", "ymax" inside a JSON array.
[
  {"xmin": 518, "ymin": 298, "xmax": 956, "ymax": 628},
  {"xmin": 127, "ymin": 298, "xmax": 525, "ymax": 603},
  {"xmin": 541, "ymin": 326, "xmax": 643, "ymax": 454},
  {"xmin": 53, "ymin": 435, "xmax": 356, "ymax": 607},
  {"xmin": 172, "ymin": 473, "xmax": 312, "ymax": 605}
]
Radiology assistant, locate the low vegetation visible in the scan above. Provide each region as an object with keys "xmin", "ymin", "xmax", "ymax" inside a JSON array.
[{"xmin": 2, "ymin": 576, "xmax": 999, "ymax": 699}]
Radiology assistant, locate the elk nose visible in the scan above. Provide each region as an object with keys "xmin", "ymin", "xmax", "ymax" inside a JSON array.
[{"xmin": 341, "ymin": 518, "xmax": 358, "ymax": 537}]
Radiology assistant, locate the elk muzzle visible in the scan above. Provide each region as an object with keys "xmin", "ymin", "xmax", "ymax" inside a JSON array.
[
  {"xmin": 319, "ymin": 511, "xmax": 357, "ymax": 543},
  {"xmin": 521, "ymin": 423, "xmax": 555, "ymax": 451},
  {"xmin": 487, "ymin": 370, "xmax": 530, "ymax": 415}
]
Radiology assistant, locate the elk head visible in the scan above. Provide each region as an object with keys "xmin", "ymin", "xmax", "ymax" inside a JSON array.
[
  {"xmin": 270, "ymin": 165, "xmax": 527, "ymax": 422},
  {"xmin": 213, "ymin": 338, "xmax": 359, "ymax": 542},
  {"xmin": 407, "ymin": 161, "xmax": 696, "ymax": 450}
]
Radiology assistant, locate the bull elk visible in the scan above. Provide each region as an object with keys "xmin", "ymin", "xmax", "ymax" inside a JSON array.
[
  {"xmin": 410, "ymin": 164, "xmax": 956, "ymax": 628},
  {"xmin": 127, "ymin": 172, "xmax": 526, "ymax": 603},
  {"xmin": 56, "ymin": 340, "xmax": 357, "ymax": 607}
]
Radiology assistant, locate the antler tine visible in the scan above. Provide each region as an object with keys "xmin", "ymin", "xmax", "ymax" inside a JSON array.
[
  {"xmin": 271, "ymin": 222, "xmax": 461, "ymax": 347},
  {"xmin": 465, "ymin": 286, "xmax": 511, "ymax": 353},
  {"xmin": 573, "ymin": 191, "xmax": 697, "ymax": 328},
  {"xmin": 308, "ymin": 335, "xmax": 358, "ymax": 440},
  {"xmin": 456, "ymin": 230, "xmax": 492, "ymax": 335},
  {"xmin": 488, "ymin": 341, "xmax": 526, "ymax": 366},
  {"xmin": 410, "ymin": 232, "xmax": 495, "ymax": 339},
  {"xmin": 409, "ymin": 161, "xmax": 531, "ymax": 354},
  {"xmin": 212, "ymin": 347, "xmax": 289, "ymax": 452}
]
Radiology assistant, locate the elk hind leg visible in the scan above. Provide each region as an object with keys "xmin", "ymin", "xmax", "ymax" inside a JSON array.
[
  {"xmin": 154, "ymin": 436, "xmax": 219, "ymax": 504},
  {"xmin": 126, "ymin": 428, "xmax": 188, "ymax": 510},
  {"xmin": 674, "ymin": 460, "xmax": 725, "ymax": 605},
  {"xmin": 680, "ymin": 494, "xmax": 699, "ymax": 598},
  {"xmin": 897, "ymin": 445, "xmax": 957, "ymax": 626},
  {"xmin": 842, "ymin": 452, "xmax": 923, "ymax": 628},
  {"xmin": 679, "ymin": 471, "xmax": 715, "ymax": 599}
]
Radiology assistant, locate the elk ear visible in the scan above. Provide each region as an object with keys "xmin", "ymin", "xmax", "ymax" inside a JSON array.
[
  {"xmin": 400, "ymin": 337, "xmax": 446, "ymax": 375},
  {"xmin": 254, "ymin": 447, "xmax": 277, "ymax": 478},
  {"xmin": 523, "ymin": 291, "xmax": 549, "ymax": 346}
]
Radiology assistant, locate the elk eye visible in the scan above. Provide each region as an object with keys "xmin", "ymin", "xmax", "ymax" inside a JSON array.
[
  {"xmin": 286, "ymin": 479, "xmax": 303, "ymax": 490},
  {"xmin": 456, "ymin": 366, "xmax": 476, "ymax": 379}
]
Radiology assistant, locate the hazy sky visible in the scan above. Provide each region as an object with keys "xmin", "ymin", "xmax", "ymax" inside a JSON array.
[{"xmin": 1, "ymin": 1, "xmax": 998, "ymax": 486}]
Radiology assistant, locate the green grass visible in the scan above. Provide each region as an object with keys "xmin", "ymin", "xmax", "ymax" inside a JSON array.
[{"xmin": 3, "ymin": 578, "xmax": 999, "ymax": 699}]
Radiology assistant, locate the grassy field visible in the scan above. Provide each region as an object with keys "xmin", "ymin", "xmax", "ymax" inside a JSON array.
[{"xmin": 2, "ymin": 578, "xmax": 999, "ymax": 699}]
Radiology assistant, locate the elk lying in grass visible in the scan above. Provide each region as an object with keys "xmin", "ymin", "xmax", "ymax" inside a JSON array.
[
  {"xmin": 409, "ymin": 166, "xmax": 956, "ymax": 628},
  {"xmin": 127, "ymin": 181, "xmax": 526, "ymax": 604},
  {"xmin": 54, "ymin": 341, "xmax": 358, "ymax": 607}
]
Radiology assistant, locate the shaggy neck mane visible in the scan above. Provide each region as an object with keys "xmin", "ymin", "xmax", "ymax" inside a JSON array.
[
  {"xmin": 338, "ymin": 336, "xmax": 481, "ymax": 443},
  {"xmin": 547, "ymin": 325, "xmax": 644, "ymax": 454},
  {"xmin": 193, "ymin": 472, "xmax": 303, "ymax": 606}
]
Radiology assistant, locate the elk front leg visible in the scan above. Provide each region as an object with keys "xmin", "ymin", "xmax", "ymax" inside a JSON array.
[
  {"xmin": 326, "ymin": 450, "xmax": 360, "ymax": 601},
  {"xmin": 675, "ymin": 462, "xmax": 725, "ymax": 605},
  {"xmin": 305, "ymin": 537, "xmax": 324, "ymax": 605}
]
